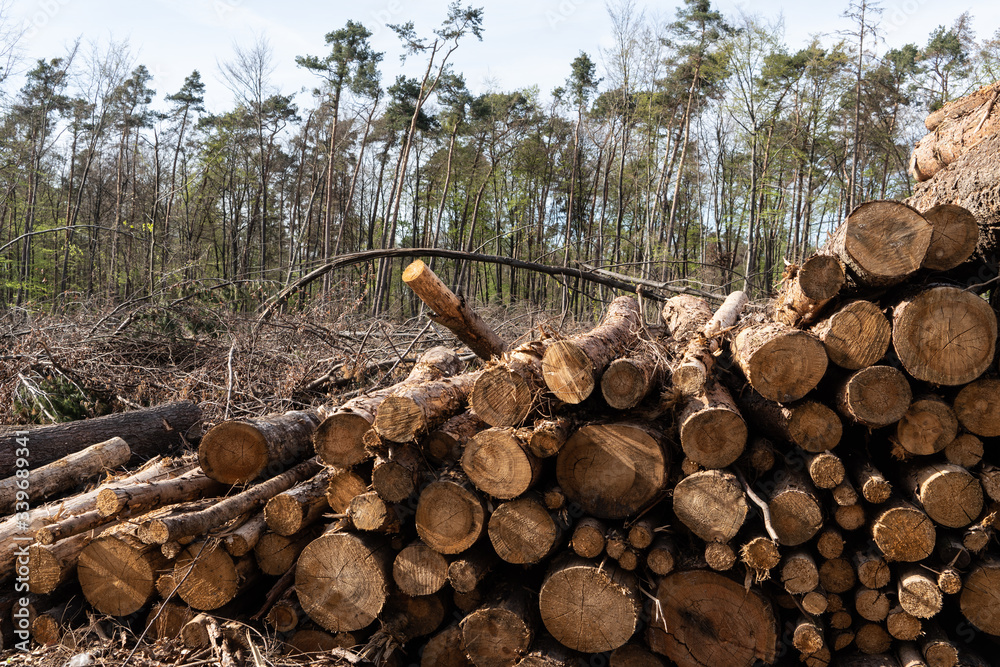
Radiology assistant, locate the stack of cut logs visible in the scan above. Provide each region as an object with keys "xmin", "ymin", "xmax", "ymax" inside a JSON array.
[{"xmin": 4, "ymin": 197, "xmax": 1000, "ymax": 667}]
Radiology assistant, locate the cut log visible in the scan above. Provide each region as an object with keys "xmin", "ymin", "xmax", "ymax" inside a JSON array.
[
  {"xmin": 223, "ymin": 513, "xmax": 266, "ymax": 557},
  {"xmin": 820, "ymin": 557, "xmax": 857, "ymax": 594},
  {"xmin": 570, "ymin": 516, "xmax": 606, "ymax": 559},
  {"xmin": 647, "ymin": 569, "xmax": 777, "ymax": 666},
  {"xmin": 425, "ymin": 411, "xmax": 487, "ymax": 463},
  {"xmin": 374, "ymin": 370, "xmax": 481, "ymax": 443},
  {"xmin": 471, "ymin": 340, "xmax": 550, "ymax": 428},
  {"xmin": 264, "ymin": 468, "xmax": 333, "ymax": 536},
  {"xmin": 774, "ymin": 254, "xmax": 846, "ymax": 326},
  {"xmin": 538, "ymin": 557, "xmax": 640, "ymax": 653},
  {"xmin": 0, "ymin": 437, "xmax": 130, "ymax": 514},
  {"xmin": 144, "ymin": 457, "xmax": 322, "ymax": 544},
  {"xmin": 856, "ymin": 587, "xmax": 891, "ymax": 622},
  {"xmin": 0, "ymin": 401, "xmax": 201, "ymax": 477},
  {"xmin": 886, "ymin": 606, "xmax": 922, "ymax": 641},
  {"xmin": 823, "ymin": 200, "xmax": 932, "ymax": 288},
  {"xmin": 525, "ymin": 418, "xmax": 573, "ymax": 459},
  {"xmin": 872, "ymin": 500, "xmax": 936, "ymax": 562},
  {"xmin": 782, "ymin": 550, "xmax": 820, "ymax": 595},
  {"xmin": 348, "ymin": 491, "xmax": 400, "ymax": 533},
  {"xmin": 372, "ymin": 443, "xmax": 422, "ymax": 503},
  {"xmin": 422, "ymin": 622, "xmax": 472, "ymax": 667},
  {"xmin": 808, "ymin": 451, "xmax": 846, "ymax": 489},
  {"xmin": 324, "ymin": 468, "xmax": 368, "ymax": 514},
  {"xmin": 295, "ymin": 528, "xmax": 393, "ymax": 633},
  {"xmin": 488, "ymin": 495, "xmax": 562, "ymax": 565},
  {"xmin": 937, "ymin": 567, "xmax": 962, "ymax": 595},
  {"xmin": 403, "ymin": 259, "xmax": 507, "ymax": 360},
  {"xmin": 647, "ymin": 537, "xmax": 677, "ymax": 576},
  {"xmin": 27, "ymin": 532, "xmax": 96, "ymax": 594},
  {"xmin": 706, "ymin": 541, "xmax": 735, "ymax": 571},
  {"xmin": 731, "ymin": 323, "xmax": 828, "ymax": 403},
  {"xmin": 393, "ymin": 541, "xmax": 449, "ymax": 596},
  {"xmin": 892, "ymin": 286, "xmax": 997, "ymax": 386},
  {"xmin": 945, "ymin": 434, "xmax": 983, "ymax": 468},
  {"xmin": 447, "ymin": 548, "xmax": 495, "ymax": 594},
  {"xmin": 740, "ymin": 535, "xmax": 781, "ymax": 578},
  {"xmin": 35, "ymin": 509, "xmax": 111, "ymax": 545},
  {"xmin": 96, "ymin": 467, "xmax": 221, "ymax": 518},
  {"xmin": 661, "ymin": 294, "xmax": 713, "ymax": 339},
  {"xmin": 314, "ymin": 346, "xmax": 463, "ymax": 466},
  {"xmin": 460, "ymin": 586, "xmax": 536, "ymax": 667},
  {"xmin": 794, "ymin": 615, "xmax": 826, "ymax": 654},
  {"xmin": 959, "ymin": 558, "xmax": 1000, "ymax": 636},
  {"xmin": 601, "ymin": 349, "xmax": 669, "ymax": 410},
  {"xmin": 737, "ymin": 389, "xmax": 843, "ymax": 453},
  {"xmin": 768, "ymin": 472, "xmax": 824, "ymax": 547},
  {"xmin": 667, "ymin": 291, "xmax": 749, "ymax": 396},
  {"xmin": 677, "ymin": 382, "xmax": 747, "ymax": 468},
  {"xmin": 414, "ymin": 468, "xmax": 486, "ymax": 555},
  {"xmin": 953, "ymin": 378, "xmax": 1000, "ymax": 437},
  {"xmin": 907, "ymin": 463, "xmax": 983, "ymax": 529},
  {"xmin": 920, "ymin": 204, "xmax": 980, "ymax": 271},
  {"xmin": 855, "ymin": 549, "xmax": 891, "ymax": 589},
  {"xmin": 835, "ymin": 366, "xmax": 912, "ymax": 428},
  {"xmin": 896, "ymin": 397, "xmax": 959, "ymax": 456},
  {"xmin": 855, "ymin": 623, "xmax": 893, "ymax": 655},
  {"xmin": 898, "ymin": 567, "xmax": 943, "ymax": 619},
  {"xmin": 381, "ymin": 591, "xmax": 447, "ymax": 642},
  {"xmin": 462, "ymin": 427, "xmax": 541, "ymax": 500},
  {"xmin": 265, "ymin": 589, "xmax": 301, "ymax": 633},
  {"xmin": 255, "ymin": 527, "xmax": 320, "ymax": 576},
  {"xmin": 77, "ymin": 527, "xmax": 169, "ymax": 616},
  {"xmin": 812, "ymin": 300, "xmax": 892, "ymax": 370},
  {"xmin": 174, "ymin": 541, "xmax": 257, "ymax": 610},
  {"xmin": 628, "ymin": 518, "xmax": 657, "ymax": 549},
  {"xmin": 672, "ymin": 470, "xmax": 747, "ymax": 543},
  {"xmin": 919, "ymin": 623, "xmax": 960, "ymax": 667},
  {"xmin": 854, "ymin": 462, "xmax": 893, "ymax": 504},
  {"xmin": 556, "ymin": 421, "xmax": 668, "ymax": 519},
  {"xmin": 910, "ymin": 85, "xmax": 1000, "ymax": 181},
  {"xmin": 817, "ymin": 527, "xmax": 846, "ymax": 559},
  {"xmin": 610, "ymin": 644, "xmax": 666, "ymax": 667},
  {"xmin": 541, "ymin": 296, "xmax": 643, "ymax": 404},
  {"xmin": 146, "ymin": 601, "xmax": 195, "ymax": 641}
]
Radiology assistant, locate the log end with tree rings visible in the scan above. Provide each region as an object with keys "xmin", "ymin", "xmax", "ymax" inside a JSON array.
[
  {"xmin": 678, "ymin": 384, "xmax": 747, "ymax": 469},
  {"xmin": 197, "ymin": 421, "xmax": 270, "ymax": 485},
  {"xmin": 954, "ymin": 378, "xmax": 1000, "ymax": 437},
  {"xmin": 541, "ymin": 340, "xmax": 596, "ymax": 404},
  {"xmin": 732, "ymin": 325, "xmax": 828, "ymax": 403},
  {"xmin": 325, "ymin": 468, "xmax": 367, "ymax": 513},
  {"xmin": 672, "ymin": 470, "xmax": 748, "ymax": 544},
  {"xmin": 647, "ymin": 569, "xmax": 777, "ymax": 667},
  {"xmin": 414, "ymin": 478, "xmax": 485, "ymax": 555},
  {"xmin": 461, "ymin": 428, "xmax": 540, "ymax": 500},
  {"xmin": 920, "ymin": 203, "xmax": 979, "ymax": 271},
  {"xmin": 910, "ymin": 463, "xmax": 983, "ymax": 529},
  {"xmin": 471, "ymin": 366, "xmax": 535, "ymax": 428},
  {"xmin": 77, "ymin": 535, "xmax": 166, "ymax": 617},
  {"xmin": 895, "ymin": 396, "xmax": 959, "ymax": 456},
  {"xmin": 797, "ymin": 254, "xmax": 846, "ymax": 302},
  {"xmin": 488, "ymin": 497, "xmax": 560, "ymax": 565},
  {"xmin": 373, "ymin": 395, "xmax": 425, "ymax": 442},
  {"xmin": 313, "ymin": 410, "xmax": 372, "ymax": 468},
  {"xmin": 295, "ymin": 531, "xmax": 392, "ymax": 633},
  {"xmin": 602, "ymin": 356, "xmax": 657, "ymax": 410},
  {"xmin": 945, "ymin": 433, "xmax": 984, "ymax": 468},
  {"xmin": 872, "ymin": 502, "xmax": 936, "ymax": 562},
  {"xmin": 814, "ymin": 300, "xmax": 892, "ymax": 370},
  {"xmin": 892, "ymin": 286, "xmax": 997, "ymax": 386},
  {"xmin": 840, "ymin": 200, "xmax": 933, "ymax": 286},
  {"xmin": 787, "ymin": 401, "xmax": 842, "ymax": 453},
  {"xmin": 555, "ymin": 422, "xmax": 668, "ymax": 520},
  {"xmin": 836, "ymin": 365, "xmax": 913, "ymax": 428},
  {"xmin": 960, "ymin": 559, "xmax": 1000, "ymax": 636},
  {"xmin": 897, "ymin": 568, "xmax": 943, "ymax": 619},
  {"xmin": 459, "ymin": 587, "xmax": 535, "ymax": 666},
  {"xmin": 538, "ymin": 558, "xmax": 640, "ymax": 653},
  {"xmin": 768, "ymin": 481, "xmax": 824, "ymax": 547},
  {"xmin": 393, "ymin": 542, "xmax": 449, "ymax": 597},
  {"xmin": 173, "ymin": 541, "xmax": 251, "ymax": 610}
]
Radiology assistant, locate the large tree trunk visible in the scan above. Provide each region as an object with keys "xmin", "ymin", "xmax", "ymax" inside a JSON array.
[
  {"xmin": 0, "ymin": 401, "xmax": 201, "ymax": 476},
  {"xmin": 731, "ymin": 323, "xmax": 828, "ymax": 403}
]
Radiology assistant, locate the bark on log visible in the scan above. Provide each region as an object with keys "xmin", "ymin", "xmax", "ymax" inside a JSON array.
[
  {"xmin": 835, "ymin": 366, "xmax": 912, "ymax": 428},
  {"xmin": 663, "ymin": 291, "xmax": 748, "ymax": 396},
  {"xmin": 556, "ymin": 421, "xmax": 668, "ymax": 519},
  {"xmin": 812, "ymin": 300, "xmax": 892, "ymax": 370},
  {"xmin": 541, "ymin": 296, "xmax": 643, "ymax": 404},
  {"xmin": 823, "ymin": 200, "xmax": 932, "ymax": 288},
  {"xmin": 731, "ymin": 323, "xmax": 828, "ymax": 403},
  {"xmin": 677, "ymin": 382, "xmax": 747, "ymax": 468},
  {"xmin": 421, "ymin": 622, "xmax": 472, "ymax": 667},
  {"xmin": 488, "ymin": 495, "xmax": 562, "ymax": 565},
  {"xmin": 374, "ymin": 370, "xmax": 481, "ymax": 443},
  {"xmin": 738, "ymin": 388, "xmax": 843, "ymax": 453},
  {"xmin": 909, "ymin": 83, "xmax": 1000, "ymax": 181},
  {"xmin": 96, "ymin": 467, "xmax": 221, "ymax": 518},
  {"xmin": 403, "ymin": 259, "xmax": 507, "ymax": 360},
  {"xmin": 314, "ymin": 346, "xmax": 462, "ymax": 466},
  {"xmin": 415, "ymin": 468, "xmax": 486, "ymax": 555},
  {"xmin": 471, "ymin": 340, "xmax": 550, "ymax": 428},
  {"xmin": 174, "ymin": 541, "xmax": 257, "ymax": 610},
  {"xmin": 264, "ymin": 468, "xmax": 333, "ymax": 536},
  {"xmin": 460, "ymin": 586, "xmax": 536, "ymax": 667},
  {"xmin": 897, "ymin": 567, "xmax": 943, "ymax": 619},
  {"xmin": 393, "ymin": 540, "xmax": 449, "ymax": 596},
  {"xmin": 570, "ymin": 517, "xmax": 606, "ymax": 559},
  {"xmin": 0, "ymin": 401, "xmax": 201, "ymax": 477},
  {"xmin": 854, "ymin": 462, "xmax": 893, "ymax": 504},
  {"xmin": 886, "ymin": 607, "xmax": 922, "ymax": 642},
  {"xmin": 447, "ymin": 548, "xmax": 495, "ymax": 594},
  {"xmin": 526, "ymin": 418, "xmax": 573, "ymax": 459},
  {"xmin": 920, "ymin": 204, "xmax": 980, "ymax": 271},
  {"xmin": 781, "ymin": 550, "xmax": 820, "ymax": 594},
  {"xmin": 35, "ymin": 509, "xmax": 111, "ymax": 546},
  {"xmin": 0, "ymin": 437, "xmax": 130, "ymax": 514},
  {"xmin": 672, "ymin": 470, "xmax": 748, "ymax": 543},
  {"xmin": 223, "ymin": 513, "xmax": 267, "ymax": 557},
  {"xmin": 892, "ymin": 286, "xmax": 997, "ymax": 386},
  {"xmin": 601, "ymin": 349, "xmax": 669, "ymax": 410},
  {"xmin": 462, "ymin": 427, "xmax": 542, "ymax": 500},
  {"xmin": 27, "ymin": 532, "xmax": 96, "ymax": 595},
  {"xmin": 647, "ymin": 569, "xmax": 777, "ymax": 666},
  {"xmin": 774, "ymin": 255, "xmax": 846, "ymax": 327},
  {"xmin": 424, "ymin": 411, "xmax": 488, "ymax": 463},
  {"xmin": 538, "ymin": 557, "xmax": 640, "ymax": 653},
  {"xmin": 953, "ymin": 378, "xmax": 1000, "ymax": 437}
]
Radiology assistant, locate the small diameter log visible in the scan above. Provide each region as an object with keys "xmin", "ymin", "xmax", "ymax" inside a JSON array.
[
  {"xmin": 886, "ymin": 606, "xmax": 922, "ymax": 641},
  {"xmin": 199, "ymin": 408, "xmax": 321, "ymax": 485},
  {"xmin": 803, "ymin": 591, "xmax": 829, "ymax": 615},
  {"xmin": 938, "ymin": 567, "xmax": 962, "ymax": 595},
  {"xmin": 672, "ymin": 470, "xmax": 748, "ymax": 544},
  {"xmin": 295, "ymin": 528, "xmax": 393, "ymax": 633},
  {"xmin": 35, "ymin": 509, "xmax": 110, "ymax": 545},
  {"xmin": 823, "ymin": 200, "xmax": 932, "ymax": 288},
  {"xmin": 348, "ymin": 491, "xmax": 400, "ymax": 533},
  {"xmin": 374, "ymin": 369, "xmax": 481, "ymax": 445},
  {"xmin": 96, "ymin": 467, "xmax": 221, "ymax": 518},
  {"xmin": 669, "ymin": 291, "xmax": 749, "ymax": 396},
  {"xmin": 833, "ymin": 480, "xmax": 861, "ymax": 507},
  {"xmin": 808, "ymin": 451, "xmax": 846, "ymax": 489},
  {"xmin": 146, "ymin": 601, "xmax": 195, "ymax": 641},
  {"xmin": 920, "ymin": 204, "xmax": 980, "ymax": 271},
  {"xmin": 610, "ymin": 644, "xmax": 667, "ymax": 667},
  {"xmin": 835, "ymin": 366, "xmax": 912, "ymax": 428},
  {"xmin": 820, "ymin": 558, "xmax": 857, "ymax": 594},
  {"xmin": 541, "ymin": 295, "xmax": 643, "ymax": 404},
  {"xmin": 556, "ymin": 421, "xmax": 668, "ymax": 520},
  {"xmin": 462, "ymin": 427, "xmax": 542, "ymax": 500},
  {"xmin": 817, "ymin": 528, "xmax": 845, "ymax": 559},
  {"xmin": 748, "ymin": 437, "xmax": 777, "ymax": 473},
  {"xmin": 0, "ymin": 401, "xmax": 201, "ymax": 477},
  {"xmin": 460, "ymin": 586, "xmax": 536, "ymax": 667},
  {"xmin": 628, "ymin": 518, "xmax": 657, "ymax": 549},
  {"xmin": 421, "ymin": 622, "xmax": 472, "ymax": 667},
  {"xmin": 793, "ymin": 615, "xmax": 826, "ymax": 655},
  {"xmin": 731, "ymin": 323, "xmax": 828, "ymax": 403},
  {"xmin": 768, "ymin": 472, "xmax": 824, "ymax": 547},
  {"xmin": 855, "ymin": 549, "xmax": 892, "ymax": 589},
  {"xmin": 812, "ymin": 300, "xmax": 892, "ymax": 370},
  {"xmin": 415, "ymin": 468, "xmax": 486, "ymax": 555},
  {"xmin": 447, "ymin": 548, "xmax": 495, "ymax": 593},
  {"xmin": 255, "ymin": 527, "xmax": 321, "ymax": 576},
  {"xmin": 741, "ymin": 536, "xmax": 781, "ymax": 579},
  {"xmin": 896, "ymin": 396, "xmax": 959, "ymax": 456},
  {"xmin": 402, "ymin": 259, "xmax": 507, "ymax": 360},
  {"xmin": 774, "ymin": 254, "xmax": 846, "ymax": 327},
  {"xmin": 872, "ymin": 500, "xmax": 937, "ymax": 562},
  {"xmin": 854, "ymin": 462, "xmax": 893, "ymax": 504},
  {"xmin": 77, "ymin": 529, "xmax": 169, "ymax": 616},
  {"xmin": 265, "ymin": 468, "xmax": 333, "ymax": 536},
  {"xmin": 0, "ymin": 437, "xmax": 130, "ymax": 514},
  {"xmin": 425, "ymin": 411, "xmax": 487, "ymax": 463},
  {"xmin": 471, "ymin": 339, "xmax": 550, "ymax": 428},
  {"xmin": 223, "ymin": 513, "xmax": 267, "ymax": 557},
  {"xmin": 28, "ymin": 532, "xmax": 96, "ymax": 594},
  {"xmin": 898, "ymin": 567, "xmax": 944, "ymax": 619},
  {"xmin": 144, "ymin": 457, "xmax": 322, "ymax": 544},
  {"xmin": 372, "ymin": 443, "xmax": 422, "ymax": 503},
  {"xmin": 892, "ymin": 286, "xmax": 997, "ymax": 386},
  {"xmin": 325, "ymin": 468, "xmax": 367, "ymax": 514},
  {"xmin": 266, "ymin": 590, "xmax": 301, "ymax": 633},
  {"xmin": 602, "ymin": 349, "xmax": 669, "ymax": 410},
  {"xmin": 836, "ymin": 504, "xmax": 867, "ymax": 531},
  {"xmin": 570, "ymin": 517, "xmax": 607, "ymax": 559},
  {"xmin": 738, "ymin": 389, "xmax": 843, "ymax": 453},
  {"xmin": 538, "ymin": 557, "xmax": 640, "ymax": 653},
  {"xmin": 919, "ymin": 623, "xmax": 959, "ymax": 667},
  {"xmin": 677, "ymin": 382, "xmax": 747, "ymax": 468},
  {"xmin": 526, "ymin": 418, "xmax": 573, "ymax": 459},
  {"xmin": 781, "ymin": 550, "xmax": 820, "ymax": 595},
  {"xmin": 945, "ymin": 434, "xmax": 983, "ymax": 468},
  {"xmin": 648, "ymin": 569, "xmax": 777, "ymax": 667},
  {"xmin": 979, "ymin": 465, "xmax": 1000, "ymax": 503},
  {"xmin": 907, "ymin": 463, "xmax": 983, "ymax": 528},
  {"xmin": 648, "ymin": 537, "xmax": 678, "ymax": 576},
  {"xmin": 856, "ymin": 587, "xmax": 891, "ymax": 622},
  {"xmin": 953, "ymin": 378, "xmax": 1000, "ymax": 437},
  {"xmin": 174, "ymin": 541, "xmax": 257, "ymax": 610},
  {"xmin": 393, "ymin": 541, "xmax": 449, "ymax": 596},
  {"xmin": 488, "ymin": 495, "xmax": 562, "ymax": 565},
  {"xmin": 661, "ymin": 294, "xmax": 713, "ymax": 340},
  {"xmin": 854, "ymin": 623, "xmax": 893, "ymax": 655},
  {"xmin": 315, "ymin": 346, "xmax": 462, "ymax": 466},
  {"xmin": 705, "ymin": 541, "xmax": 736, "ymax": 571}
]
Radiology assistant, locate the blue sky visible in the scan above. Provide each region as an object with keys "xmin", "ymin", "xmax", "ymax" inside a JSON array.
[{"xmin": 5, "ymin": 0, "xmax": 997, "ymax": 112}]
